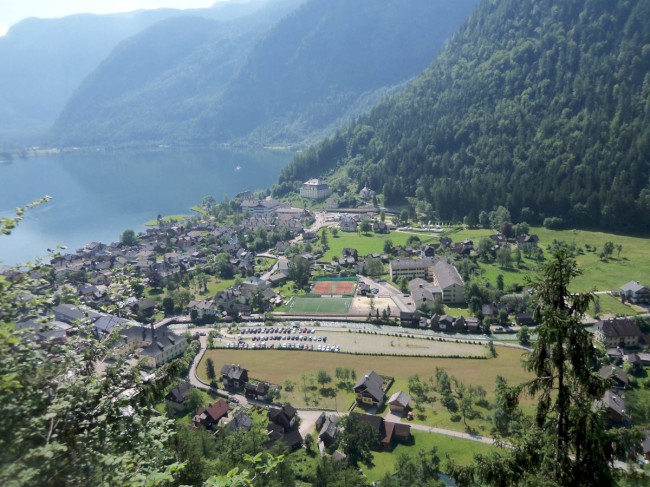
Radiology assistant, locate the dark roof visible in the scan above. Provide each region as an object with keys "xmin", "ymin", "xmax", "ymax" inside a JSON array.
[
  {"xmin": 227, "ymin": 411, "xmax": 253, "ymax": 432},
  {"xmin": 196, "ymin": 399, "xmax": 229, "ymax": 424},
  {"xmin": 353, "ymin": 371, "xmax": 385, "ymax": 402},
  {"xmin": 166, "ymin": 382, "xmax": 192, "ymax": 403},
  {"xmin": 353, "ymin": 412, "xmax": 383, "ymax": 432},
  {"xmin": 94, "ymin": 315, "xmax": 129, "ymax": 335},
  {"xmin": 595, "ymin": 318, "xmax": 643, "ymax": 338},
  {"xmin": 221, "ymin": 364, "xmax": 248, "ymax": 380},
  {"xmin": 268, "ymin": 403, "xmax": 297, "ymax": 425},
  {"xmin": 393, "ymin": 422, "xmax": 411, "ymax": 438}
]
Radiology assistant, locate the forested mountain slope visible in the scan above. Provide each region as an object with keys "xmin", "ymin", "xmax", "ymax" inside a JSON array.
[
  {"xmin": 280, "ymin": 0, "xmax": 650, "ymax": 232},
  {"xmin": 49, "ymin": 0, "xmax": 479, "ymax": 148},
  {"xmin": 0, "ymin": 0, "xmax": 270, "ymax": 148}
]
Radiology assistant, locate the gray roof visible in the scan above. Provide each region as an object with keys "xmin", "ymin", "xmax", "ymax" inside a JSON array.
[
  {"xmin": 409, "ymin": 278, "xmax": 442, "ymax": 303},
  {"xmin": 390, "ymin": 258, "xmax": 434, "ymax": 271},
  {"xmin": 94, "ymin": 315, "xmax": 130, "ymax": 334},
  {"xmin": 353, "ymin": 371, "xmax": 385, "ymax": 402},
  {"xmin": 388, "ymin": 391, "xmax": 411, "ymax": 408},
  {"xmin": 432, "ymin": 259, "xmax": 464, "ymax": 288},
  {"xmin": 601, "ymin": 390, "xmax": 626, "ymax": 417},
  {"xmin": 621, "ymin": 280, "xmax": 647, "ymax": 293},
  {"xmin": 598, "ymin": 365, "xmax": 629, "ymax": 386}
]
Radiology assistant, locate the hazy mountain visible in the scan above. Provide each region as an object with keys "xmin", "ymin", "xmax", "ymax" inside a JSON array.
[
  {"xmin": 50, "ymin": 0, "xmax": 480, "ymax": 148},
  {"xmin": 0, "ymin": 0, "xmax": 286, "ymax": 148},
  {"xmin": 279, "ymin": 0, "xmax": 650, "ymax": 232}
]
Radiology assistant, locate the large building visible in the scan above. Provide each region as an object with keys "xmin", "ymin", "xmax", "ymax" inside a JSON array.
[
  {"xmin": 594, "ymin": 317, "xmax": 645, "ymax": 348},
  {"xmin": 389, "ymin": 258, "xmax": 435, "ymax": 281},
  {"xmin": 300, "ymin": 179, "xmax": 332, "ymax": 199},
  {"xmin": 431, "ymin": 259, "xmax": 465, "ymax": 304},
  {"xmin": 391, "ymin": 258, "xmax": 465, "ymax": 304}
]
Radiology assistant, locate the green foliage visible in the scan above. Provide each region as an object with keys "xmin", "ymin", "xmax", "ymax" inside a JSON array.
[
  {"xmin": 120, "ymin": 228, "xmax": 138, "ymax": 246},
  {"xmin": 281, "ymin": 0, "xmax": 650, "ymax": 232},
  {"xmin": 50, "ymin": 0, "xmax": 479, "ymax": 148},
  {"xmin": 340, "ymin": 415, "xmax": 380, "ymax": 466},
  {"xmin": 450, "ymin": 250, "xmax": 626, "ymax": 486}
]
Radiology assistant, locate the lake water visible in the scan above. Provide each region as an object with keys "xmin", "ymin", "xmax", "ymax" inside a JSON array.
[{"xmin": 0, "ymin": 147, "xmax": 291, "ymax": 265}]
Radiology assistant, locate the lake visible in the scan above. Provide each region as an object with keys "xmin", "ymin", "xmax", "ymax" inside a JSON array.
[{"xmin": 0, "ymin": 147, "xmax": 291, "ymax": 265}]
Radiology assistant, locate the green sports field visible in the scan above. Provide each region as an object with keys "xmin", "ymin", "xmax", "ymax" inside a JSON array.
[{"xmin": 285, "ymin": 296, "xmax": 352, "ymax": 315}]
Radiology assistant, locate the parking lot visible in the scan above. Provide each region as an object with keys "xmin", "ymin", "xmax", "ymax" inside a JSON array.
[{"xmin": 222, "ymin": 325, "xmax": 486, "ymax": 357}]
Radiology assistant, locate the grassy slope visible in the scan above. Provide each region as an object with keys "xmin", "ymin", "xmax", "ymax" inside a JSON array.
[{"xmin": 364, "ymin": 429, "xmax": 497, "ymax": 483}]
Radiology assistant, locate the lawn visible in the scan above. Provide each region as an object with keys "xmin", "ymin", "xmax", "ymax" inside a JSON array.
[
  {"xmin": 528, "ymin": 227, "xmax": 650, "ymax": 292},
  {"xmin": 144, "ymin": 214, "xmax": 190, "ymax": 226},
  {"xmin": 285, "ymin": 296, "xmax": 353, "ymax": 315},
  {"xmin": 364, "ymin": 429, "xmax": 497, "ymax": 483},
  {"xmin": 322, "ymin": 230, "xmax": 439, "ymax": 261},
  {"xmin": 205, "ymin": 276, "xmax": 237, "ymax": 295},
  {"xmin": 198, "ymin": 346, "xmax": 532, "ymax": 413},
  {"xmin": 590, "ymin": 293, "xmax": 641, "ymax": 318}
]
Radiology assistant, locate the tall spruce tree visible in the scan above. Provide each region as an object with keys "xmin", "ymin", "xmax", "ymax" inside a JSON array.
[{"xmin": 449, "ymin": 249, "xmax": 623, "ymax": 486}]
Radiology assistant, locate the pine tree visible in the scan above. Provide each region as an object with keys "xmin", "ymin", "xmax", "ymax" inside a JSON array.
[{"xmin": 450, "ymin": 249, "xmax": 623, "ymax": 486}]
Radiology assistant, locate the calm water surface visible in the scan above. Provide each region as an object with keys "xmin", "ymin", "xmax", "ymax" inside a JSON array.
[{"xmin": 0, "ymin": 148, "xmax": 291, "ymax": 265}]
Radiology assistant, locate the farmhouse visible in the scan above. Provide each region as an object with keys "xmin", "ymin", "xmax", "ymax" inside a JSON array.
[
  {"xmin": 193, "ymin": 399, "xmax": 229, "ymax": 429},
  {"xmin": 620, "ymin": 281, "xmax": 650, "ymax": 304},
  {"xmin": 594, "ymin": 317, "xmax": 644, "ymax": 348},
  {"xmin": 354, "ymin": 371, "xmax": 386, "ymax": 407},
  {"xmin": 300, "ymin": 179, "xmax": 332, "ymax": 199},
  {"xmin": 221, "ymin": 364, "xmax": 249, "ymax": 389}
]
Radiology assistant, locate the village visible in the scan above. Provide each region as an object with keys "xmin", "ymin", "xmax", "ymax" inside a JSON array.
[{"xmin": 5, "ymin": 177, "xmax": 650, "ymax": 479}]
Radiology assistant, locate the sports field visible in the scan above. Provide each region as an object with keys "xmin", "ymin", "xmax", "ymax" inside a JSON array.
[
  {"xmin": 285, "ymin": 296, "xmax": 353, "ymax": 315},
  {"xmin": 311, "ymin": 278, "xmax": 358, "ymax": 296}
]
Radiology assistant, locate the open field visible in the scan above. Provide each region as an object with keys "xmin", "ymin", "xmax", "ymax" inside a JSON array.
[
  {"xmin": 285, "ymin": 296, "xmax": 353, "ymax": 315},
  {"xmin": 310, "ymin": 330, "xmax": 487, "ymax": 356},
  {"xmin": 433, "ymin": 225, "xmax": 650, "ymax": 292},
  {"xmin": 321, "ymin": 230, "xmax": 439, "ymax": 261},
  {"xmin": 144, "ymin": 214, "xmax": 190, "ymax": 226},
  {"xmin": 199, "ymin": 346, "xmax": 532, "ymax": 413},
  {"xmin": 364, "ymin": 429, "xmax": 497, "ymax": 483},
  {"xmin": 591, "ymin": 293, "xmax": 642, "ymax": 317}
]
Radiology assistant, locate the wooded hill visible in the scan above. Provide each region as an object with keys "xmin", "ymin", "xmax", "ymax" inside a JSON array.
[
  {"xmin": 48, "ymin": 0, "xmax": 479, "ymax": 148},
  {"xmin": 279, "ymin": 0, "xmax": 650, "ymax": 232}
]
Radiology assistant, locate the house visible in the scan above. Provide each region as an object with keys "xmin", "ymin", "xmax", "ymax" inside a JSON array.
[
  {"xmin": 430, "ymin": 314, "xmax": 455, "ymax": 332},
  {"xmin": 594, "ymin": 318, "xmax": 645, "ymax": 348},
  {"xmin": 221, "ymin": 364, "xmax": 249, "ymax": 389},
  {"xmin": 409, "ymin": 278, "xmax": 442, "ymax": 310},
  {"xmin": 388, "ymin": 391, "xmax": 411, "ymax": 414},
  {"xmin": 325, "ymin": 197, "xmax": 339, "ymax": 209},
  {"xmin": 353, "ymin": 371, "xmax": 386, "ymax": 407},
  {"xmin": 193, "ymin": 399, "xmax": 230, "ymax": 429},
  {"xmin": 339, "ymin": 216, "xmax": 359, "ymax": 232},
  {"xmin": 188, "ymin": 300, "xmax": 217, "ymax": 319},
  {"xmin": 268, "ymin": 403, "xmax": 298, "ymax": 432},
  {"xmin": 515, "ymin": 312, "xmax": 536, "ymax": 327},
  {"xmin": 318, "ymin": 415, "xmax": 340, "ymax": 447},
  {"xmin": 225, "ymin": 411, "xmax": 253, "ymax": 433},
  {"xmin": 94, "ymin": 315, "xmax": 130, "ymax": 338},
  {"xmin": 165, "ymin": 382, "xmax": 193, "ymax": 411},
  {"xmin": 244, "ymin": 381, "xmax": 270, "ymax": 402},
  {"xmin": 373, "ymin": 221, "xmax": 389, "ymax": 234},
  {"xmin": 266, "ymin": 424, "xmax": 303, "ymax": 450},
  {"xmin": 600, "ymin": 390, "xmax": 629, "ymax": 427},
  {"xmin": 420, "ymin": 244, "xmax": 437, "ymax": 258},
  {"xmin": 353, "ymin": 413, "xmax": 412, "ymax": 449},
  {"xmin": 517, "ymin": 234, "xmax": 540, "ymax": 246},
  {"xmin": 598, "ymin": 365, "xmax": 629, "ymax": 390},
  {"xmin": 300, "ymin": 179, "xmax": 332, "ymax": 199},
  {"xmin": 241, "ymin": 199, "xmax": 282, "ymax": 216},
  {"xmin": 620, "ymin": 281, "xmax": 650, "ymax": 304},
  {"xmin": 359, "ymin": 186, "xmax": 375, "ymax": 199}
]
